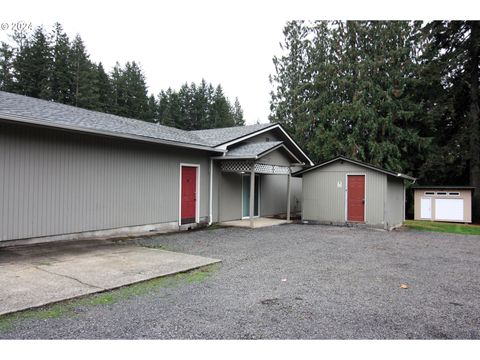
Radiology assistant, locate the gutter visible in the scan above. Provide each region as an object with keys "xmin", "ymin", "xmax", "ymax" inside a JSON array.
[{"xmin": 0, "ymin": 113, "xmax": 226, "ymax": 154}]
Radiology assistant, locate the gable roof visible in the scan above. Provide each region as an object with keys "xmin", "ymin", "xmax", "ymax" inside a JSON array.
[
  {"xmin": 292, "ymin": 156, "xmax": 416, "ymax": 181},
  {"xmin": 190, "ymin": 123, "xmax": 274, "ymax": 147},
  {"xmin": 0, "ymin": 91, "xmax": 312, "ymax": 164},
  {"xmin": 0, "ymin": 91, "xmax": 220, "ymax": 152},
  {"xmin": 193, "ymin": 123, "xmax": 314, "ymax": 165},
  {"xmin": 221, "ymin": 141, "xmax": 283, "ymax": 158}
]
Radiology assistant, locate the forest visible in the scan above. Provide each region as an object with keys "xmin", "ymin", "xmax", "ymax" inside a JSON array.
[
  {"xmin": 269, "ymin": 21, "xmax": 479, "ymax": 219},
  {"xmin": 0, "ymin": 23, "xmax": 244, "ymax": 130}
]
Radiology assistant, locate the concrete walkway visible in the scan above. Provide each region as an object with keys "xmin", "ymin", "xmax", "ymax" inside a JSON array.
[
  {"xmin": 221, "ymin": 217, "xmax": 290, "ymax": 228},
  {"xmin": 0, "ymin": 240, "xmax": 220, "ymax": 316}
]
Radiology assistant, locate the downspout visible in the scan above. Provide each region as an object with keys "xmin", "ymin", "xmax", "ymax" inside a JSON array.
[{"xmin": 209, "ymin": 158, "xmax": 213, "ymax": 226}]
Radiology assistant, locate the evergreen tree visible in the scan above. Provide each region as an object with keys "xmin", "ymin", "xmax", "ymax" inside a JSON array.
[
  {"xmin": 93, "ymin": 62, "xmax": 113, "ymax": 113},
  {"xmin": 13, "ymin": 26, "xmax": 52, "ymax": 99},
  {"xmin": 419, "ymin": 21, "xmax": 480, "ymax": 220},
  {"xmin": 70, "ymin": 34, "xmax": 97, "ymax": 108},
  {"xmin": 50, "ymin": 23, "xmax": 73, "ymax": 104},
  {"xmin": 0, "ymin": 42, "xmax": 15, "ymax": 91},
  {"xmin": 270, "ymin": 21, "xmax": 428, "ymax": 173},
  {"xmin": 210, "ymin": 84, "xmax": 235, "ymax": 128},
  {"xmin": 233, "ymin": 97, "xmax": 245, "ymax": 126}
]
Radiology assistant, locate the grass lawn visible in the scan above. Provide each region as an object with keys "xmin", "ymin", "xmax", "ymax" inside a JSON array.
[{"xmin": 404, "ymin": 220, "xmax": 480, "ymax": 236}]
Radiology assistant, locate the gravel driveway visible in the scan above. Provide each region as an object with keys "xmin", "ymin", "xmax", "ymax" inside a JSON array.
[{"xmin": 1, "ymin": 224, "xmax": 480, "ymax": 339}]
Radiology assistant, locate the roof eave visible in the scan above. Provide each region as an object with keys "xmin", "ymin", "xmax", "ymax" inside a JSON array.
[
  {"xmin": 0, "ymin": 112, "xmax": 225, "ymax": 153},
  {"xmin": 214, "ymin": 123, "xmax": 314, "ymax": 166},
  {"xmin": 293, "ymin": 156, "xmax": 416, "ymax": 181}
]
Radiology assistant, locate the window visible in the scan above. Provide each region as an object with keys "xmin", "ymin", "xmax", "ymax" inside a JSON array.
[
  {"xmin": 448, "ymin": 192, "xmax": 460, "ymax": 196},
  {"xmin": 424, "ymin": 192, "xmax": 435, "ymax": 196},
  {"xmin": 436, "ymin": 192, "xmax": 447, "ymax": 195}
]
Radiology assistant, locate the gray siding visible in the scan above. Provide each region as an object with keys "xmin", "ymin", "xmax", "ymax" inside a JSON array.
[
  {"xmin": 302, "ymin": 162, "xmax": 387, "ymax": 227},
  {"xmin": 218, "ymin": 172, "xmax": 242, "ymax": 221},
  {"xmin": 385, "ymin": 177, "xmax": 405, "ymax": 229},
  {"xmin": 215, "ymin": 146, "xmax": 303, "ymax": 221},
  {"xmin": 0, "ymin": 122, "xmax": 211, "ymax": 241},
  {"xmin": 258, "ymin": 147, "xmax": 292, "ymax": 166}
]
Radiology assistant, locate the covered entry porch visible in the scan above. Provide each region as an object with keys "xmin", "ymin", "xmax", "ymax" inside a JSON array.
[{"xmin": 216, "ymin": 156, "xmax": 294, "ymax": 228}]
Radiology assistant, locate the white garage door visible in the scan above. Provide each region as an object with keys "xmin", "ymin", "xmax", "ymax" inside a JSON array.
[
  {"xmin": 420, "ymin": 198, "xmax": 432, "ymax": 219},
  {"xmin": 435, "ymin": 198, "xmax": 464, "ymax": 221}
]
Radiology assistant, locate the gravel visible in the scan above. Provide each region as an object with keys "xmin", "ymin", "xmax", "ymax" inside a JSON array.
[{"xmin": 1, "ymin": 224, "xmax": 480, "ymax": 339}]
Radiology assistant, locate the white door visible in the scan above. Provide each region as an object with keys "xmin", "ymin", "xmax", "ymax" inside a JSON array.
[
  {"xmin": 420, "ymin": 198, "xmax": 432, "ymax": 219},
  {"xmin": 435, "ymin": 198, "xmax": 464, "ymax": 221}
]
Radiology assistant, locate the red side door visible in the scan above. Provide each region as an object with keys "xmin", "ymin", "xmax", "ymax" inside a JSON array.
[
  {"xmin": 181, "ymin": 166, "xmax": 197, "ymax": 224},
  {"xmin": 347, "ymin": 175, "xmax": 365, "ymax": 222}
]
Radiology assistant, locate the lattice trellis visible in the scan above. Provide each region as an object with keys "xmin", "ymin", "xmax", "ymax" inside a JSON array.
[
  {"xmin": 254, "ymin": 163, "xmax": 290, "ymax": 175},
  {"xmin": 220, "ymin": 160, "xmax": 253, "ymax": 172},
  {"xmin": 220, "ymin": 160, "xmax": 290, "ymax": 175}
]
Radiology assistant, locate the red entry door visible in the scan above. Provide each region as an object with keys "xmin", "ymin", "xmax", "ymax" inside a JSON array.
[
  {"xmin": 181, "ymin": 166, "xmax": 197, "ymax": 224},
  {"xmin": 347, "ymin": 175, "xmax": 365, "ymax": 222}
]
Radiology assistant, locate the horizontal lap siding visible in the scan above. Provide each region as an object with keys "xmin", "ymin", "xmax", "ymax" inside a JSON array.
[{"xmin": 0, "ymin": 122, "xmax": 210, "ymax": 241}]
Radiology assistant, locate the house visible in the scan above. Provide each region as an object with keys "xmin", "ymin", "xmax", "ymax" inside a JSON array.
[
  {"xmin": 413, "ymin": 186, "xmax": 474, "ymax": 223},
  {"xmin": 293, "ymin": 156, "xmax": 415, "ymax": 230},
  {"xmin": 0, "ymin": 91, "xmax": 312, "ymax": 245}
]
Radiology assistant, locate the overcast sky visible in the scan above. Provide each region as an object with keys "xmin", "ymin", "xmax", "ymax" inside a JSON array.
[{"xmin": 1, "ymin": 1, "xmax": 471, "ymax": 124}]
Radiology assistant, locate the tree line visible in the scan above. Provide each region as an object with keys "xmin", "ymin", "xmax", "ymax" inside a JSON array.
[
  {"xmin": 270, "ymin": 21, "xmax": 479, "ymax": 220},
  {"xmin": 0, "ymin": 23, "xmax": 244, "ymax": 129}
]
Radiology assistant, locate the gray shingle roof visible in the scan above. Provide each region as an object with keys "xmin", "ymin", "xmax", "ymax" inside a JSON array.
[
  {"xmin": 223, "ymin": 141, "xmax": 283, "ymax": 158},
  {"xmin": 0, "ymin": 91, "xmax": 280, "ymax": 153},
  {"xmin": 190, "ymin": 123, "xmax": 274, "ymax": 146},
  {"xmin": 0, "ymin": 91, "xmax": 209, "ymax": 148}
]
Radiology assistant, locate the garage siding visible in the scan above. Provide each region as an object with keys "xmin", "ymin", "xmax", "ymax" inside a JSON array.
[
  {"xmin": 301, "ymin": 162, "xmax": 387, "ymax": 227},
  {"xmin": 0, "ymin": 122, "xmax": 211, "ymax": 241}
]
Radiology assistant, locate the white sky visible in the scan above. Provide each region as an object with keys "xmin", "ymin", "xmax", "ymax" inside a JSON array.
[{"xmin": 1, "ymin": 0, "xmax": 475, "ymax": 124}]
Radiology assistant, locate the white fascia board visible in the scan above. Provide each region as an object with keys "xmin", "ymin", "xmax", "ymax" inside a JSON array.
[{"xmin": 215, "ymin": 124, "xmax": 314, "ymax": 165}]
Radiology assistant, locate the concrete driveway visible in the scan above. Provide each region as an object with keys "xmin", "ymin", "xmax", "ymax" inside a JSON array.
[
  {"xmin": 1, "ymin": 224, "xmax": 480, "ymax": 339},
  {"xmin": 0, "ymin": 239, "xmax": 220, "ymax": 316}
]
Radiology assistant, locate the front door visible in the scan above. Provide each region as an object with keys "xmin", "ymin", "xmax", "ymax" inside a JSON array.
[
  {"xmin": 347, "ymin": 175, "xmax": 365, "ymax": 222},
  {"xmin": 181, "ymin": 166, "xmax": 197, "ymax": 224},
  {"xmin": 242, "ymin": 174, "xmax": 259, "ymax": 218}
]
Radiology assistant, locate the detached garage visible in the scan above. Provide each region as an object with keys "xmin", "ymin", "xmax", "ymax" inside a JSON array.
[
  {"xmin": 413, "ymin": 186, "xmax": 474, "ymax": 223},
  {"xmin": 293, "ymin": 156, "xmax": 415, "ymax": 230}
]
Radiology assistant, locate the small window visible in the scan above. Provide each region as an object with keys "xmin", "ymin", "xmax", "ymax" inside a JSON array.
[
  {"xmin": 424, "ymin": 192, "xmax": 435, "ymax": 196},
  {"xmin": 448, "ymin": 192, "xmax": 460, "ymax": 196},
  {"xmin": 265, "ymin": 137, "xmax": 270, "ymax": 142},
  {"xmin": 436, "ymin": 192, "xmax": 447, "ymax": 195}
]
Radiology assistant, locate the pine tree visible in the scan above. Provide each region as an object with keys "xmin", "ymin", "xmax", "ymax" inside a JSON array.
[
  {"xmin": 270, "ymin": 21, "xmax": 428, "ymax": 174},
  {"xmin": 0, "ymin": 42, "xmax": 15, "ymax": 91},
  {"xmin": 50, "ymin": 23, "xmax": 73, "ymax": 104},
  {"xmin": 232, "ymin": 97, "xmax": 245, "ymax": 126},
  {"xmin": 94, "ymin": 62, "xmax": 113, "ymax": 113},
  {"xmin": 210, "ymin": 85, "xmax": 235, "ymax": 128},
  {"xmin": 70, "ymin": 34, "xmax": 97, "ymax": 108},
  {"xmin": 13, "ymin": 26, "xmax": 52, "ymax": 99},
  {"xmin": 419, "ymin": 21, "xmax": 480, "ymax": 220}
]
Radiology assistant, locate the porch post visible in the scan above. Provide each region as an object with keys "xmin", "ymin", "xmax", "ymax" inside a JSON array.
[
  {"xmin": 249, "ymin": 163, "xmax": 255, "ymax": 228},
  {"xmin": 286, "ymin": 171, "xmax": 291, "ymax": 221}
]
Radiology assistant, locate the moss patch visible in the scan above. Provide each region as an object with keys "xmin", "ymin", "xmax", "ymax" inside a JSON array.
[
  {"xmin": 404, "ymin": 220, "xmax": 480, "ymax": 236},
  {"xmin": 0, "ymin": 263, "xmax": 220, "ymax": 333}
]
